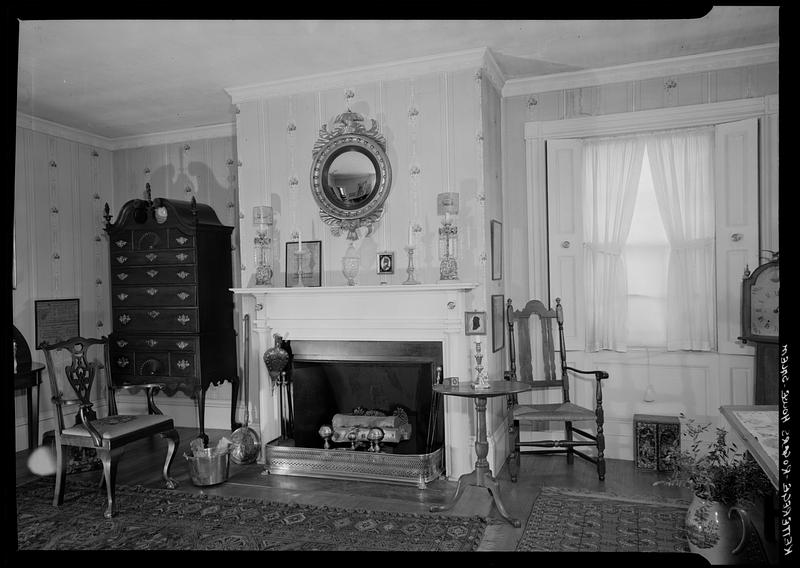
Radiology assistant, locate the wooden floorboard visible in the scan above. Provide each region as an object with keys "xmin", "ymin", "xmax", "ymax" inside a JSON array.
[{"xmin": 12, "ymin": 427, "xmax": 772, "ymax": 556}]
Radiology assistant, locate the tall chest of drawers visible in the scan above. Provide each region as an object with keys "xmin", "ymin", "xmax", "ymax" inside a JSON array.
[{"xmin": 103, "ymin": 191, "xmax": 239, "ymax": 444}]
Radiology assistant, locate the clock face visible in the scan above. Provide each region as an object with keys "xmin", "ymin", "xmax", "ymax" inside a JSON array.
[{"xmin": 750, "ymin": 264, "xmax": 779, "ymax": 337}]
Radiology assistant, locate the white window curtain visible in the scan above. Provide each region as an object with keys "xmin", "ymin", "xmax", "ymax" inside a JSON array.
[
  {"xmin": 646, "ymin": 127, "xmax": 716, "ymax": 351},
  {"xmin": 582, "ymin": 136, "xmax": 645, "ymax": 352}
]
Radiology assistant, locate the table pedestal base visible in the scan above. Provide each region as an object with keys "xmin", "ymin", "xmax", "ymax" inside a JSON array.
[{"xmin": 430, "ymin": 464, "xmax": 520, "ymax": 527}]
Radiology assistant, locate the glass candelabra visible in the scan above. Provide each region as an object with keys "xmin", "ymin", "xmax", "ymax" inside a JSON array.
[
  {"xmin": 473, "ymin": 339, "xmax": 489, "ymax": 389},
  {"xmin": 253, "ymin": 206, "xmax": 274, "ymax": 286},
  {"xmin": 437, "ymin": 192, "xmax": 459, "ymax": 280}
]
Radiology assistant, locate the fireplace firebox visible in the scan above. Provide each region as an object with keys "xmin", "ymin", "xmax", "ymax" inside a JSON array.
[{"xmin": 264, "ymin": 340, "xmax": 446, "ymax": 487}]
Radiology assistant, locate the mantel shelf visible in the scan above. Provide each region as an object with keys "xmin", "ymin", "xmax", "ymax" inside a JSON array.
[{"xmin": 231, "ymin": 283, "xmax": 480, "ymax": 296}]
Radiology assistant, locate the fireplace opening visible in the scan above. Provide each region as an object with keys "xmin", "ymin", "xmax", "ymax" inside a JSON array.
[{"xmin": 288, "ymin": 340, "xmax": 444, "ymax": 455}]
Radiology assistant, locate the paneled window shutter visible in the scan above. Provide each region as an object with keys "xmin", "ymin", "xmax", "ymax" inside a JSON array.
[
  {"xmin": 714, "ymin": 117, "xmax": 759, "ymax": 355},
  {"xmin": 545, "ymin": 138, "xmax": 585, "ymax": 352}
]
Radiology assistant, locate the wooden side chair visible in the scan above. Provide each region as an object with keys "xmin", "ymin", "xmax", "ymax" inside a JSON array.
[
  {"xmin": 504, "ymin": 298, "xmax": 608, "ymax": 481},
  {"xmin": 39, "ymin": 336, "xmax": 180, "ymax": 518}
]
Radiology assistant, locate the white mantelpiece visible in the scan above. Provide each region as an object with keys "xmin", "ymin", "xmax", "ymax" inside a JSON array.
[{"xmin": 232, "ymin": 283, "xmax": 482, "ymax": 479}]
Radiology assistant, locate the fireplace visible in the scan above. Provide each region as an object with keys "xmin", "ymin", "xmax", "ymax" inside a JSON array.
[
  {"xmin": 232, "ymin": 282, "xmax": 495, "ymax": 484},
  {"xmin": 290, "ymin": 340, "xmax": 444, "ymax": 454}
]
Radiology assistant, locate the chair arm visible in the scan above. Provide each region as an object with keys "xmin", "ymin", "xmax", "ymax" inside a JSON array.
[
  {"xmin": 78, "ymin": 406, "xmax": 104, "ymax": 447},
  {"xmin": 564, "ymin": 366, "xmax": 609, "ymax": 380}
]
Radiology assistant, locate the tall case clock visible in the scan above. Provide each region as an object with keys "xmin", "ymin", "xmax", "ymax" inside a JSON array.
[{"xmin": 739, "ymin": 253, "xmax": 779, "ymax": 405}]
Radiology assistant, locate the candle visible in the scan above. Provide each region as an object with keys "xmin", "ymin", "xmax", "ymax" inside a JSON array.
[
  {"xmin": 298, "ymin": 230, "xmax": 302, "ymax": 251},
  {"xmin": 407, "ymin": 223, "xmax": 414, "ymax": 247}
]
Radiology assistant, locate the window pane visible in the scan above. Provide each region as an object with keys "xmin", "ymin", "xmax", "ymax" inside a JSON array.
[
  {"xmin": 627, "ymin": 295, "xmax": 667, "ymax": 347},
  {"xmin": 625, "ymin": 147, "xmax": 669, "ymax": 348}
]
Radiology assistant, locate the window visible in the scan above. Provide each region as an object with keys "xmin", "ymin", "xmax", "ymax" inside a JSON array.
[
  {"xmin": 624, "ymin": 147, "xmax": 669, "ymax": 348},
  {"xmin": 548, "ymin": 123, "xmax": 735, "ymax": 353},
  {"xmin": 542, "ymin": 106, "xmax": 761, "ymax": 356}
]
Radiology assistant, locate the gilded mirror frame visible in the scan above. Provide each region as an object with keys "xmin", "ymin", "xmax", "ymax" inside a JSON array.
[{"xmin": 310, "ymin": 110, "xmax": 392, "ymax": 240}]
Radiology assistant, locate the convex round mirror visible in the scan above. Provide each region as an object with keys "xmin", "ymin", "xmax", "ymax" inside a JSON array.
[{"xmin": 310, "ymin": 110, "xmax": 392, "ymax": 240}]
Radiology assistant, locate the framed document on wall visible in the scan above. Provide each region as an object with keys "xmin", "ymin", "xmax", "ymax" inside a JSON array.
[
  {"xmin": 490, "ymin": 220, "xmax": 502, "ymax": 280},
  {"xmin": 491, "ymin": 294, "xmax": 505, "ymax": 352},
  {"xmin": 35, "ymin": 298, "xmax": 80, "ymax": 348}
]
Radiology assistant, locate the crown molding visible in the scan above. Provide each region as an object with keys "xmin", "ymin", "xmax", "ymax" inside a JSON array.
[
  {"xmin": 503, "ymin": 43, "xmax": 778, "ymax": 98},
  {"xmin": 16, "ymin": 112, "xmax": 115, "ymax": 150},
  {"xmin": 226, "ymin": 47, "xmax": 491, "ymax": 102},
  {"xmin": 16, "ymin": 112, "xmax": 236, "ymax": 150},
  {"xmin": 524, "ymin": 97, "xmax": 771, "ymax": 140},
  {"xmin": 109, "ymin": 122, "xmax": 236, "ymax": 150},
  {"xmin": 481, "ymin": 48, "xmax": 505, "ymax": 93}
]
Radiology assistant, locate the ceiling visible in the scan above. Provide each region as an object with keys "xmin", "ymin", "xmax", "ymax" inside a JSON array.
[{"xmin": 16, "ymin": 9, "xmax": 780, "ymax": 141}]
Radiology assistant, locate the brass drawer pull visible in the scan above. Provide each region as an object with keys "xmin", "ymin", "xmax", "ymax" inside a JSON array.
[
  {"xmin": 117, "ymin": 356, "xmax": 130, "ymax": 368},
  {"xmin": 177, "ymin": 271, "xmax": 190, "ymax": 279},
  {"xmin": 176, "ymin": 340, "xmax": 190, "ymax": 350},
  {"xmin": 116, "ymin": 339, "xmax": 128, "ymax": 348},
  {"xmin": 147, "ymin": 310, "xmax": 160, "ymax": 319},
  {"xmin": 116, "ymin": 256, "xmax": 128, "ymax": 264},
  {"xmin": 117, "ymin": 293, "xmax": 128, "ymax": 301},
  {"xmin": 176, "ymin": 253, "xmax": 189, "ymax": 262},
  {"xmin": 176, "ymin": 292, "xmax": 190, "ymax": 301},
  {"xmin": 145, "ymin": 339, "xmax": 158, "ymax": 347},
  {"xmin": 146, "ymin": 287, "xmax": 158, "ymax": 296},
  {"xmin": 176, "ymin": 236, "xmax": 188, "ymax": 245},
  {"xmin": 177, "ymin": 314, "xmax": 191, "ymax": 325},
  {"xmin": 119, "ymin": 314, "xmax": 131, "ymax": 325},
  {"xmin": 115, "ymin": 240, "xmax": 128, "ymax": 248},
  {"xmin": 117, "ymin": 273, "xmax": 128, "ymax": 280},
  {"xmin": 177, "ymin": 359, "xmax": 190, "ymax": 370},
  {"xmin": 146, "ymin": 269, "xmax": 159, "ymax": 278},
  {"xmin": 145, "ymin": 253, "xmax": 158, "ymax": 262}
]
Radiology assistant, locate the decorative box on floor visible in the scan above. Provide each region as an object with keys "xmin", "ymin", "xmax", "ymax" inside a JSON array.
[{"xmin": 633, "ymin": 414, "xmax": 680, "ymax": 471}]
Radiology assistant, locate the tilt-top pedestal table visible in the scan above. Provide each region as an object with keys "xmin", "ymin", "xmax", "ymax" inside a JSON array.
[{"xmin": 430, "ymin": 380, "xmax": 532, "ymax": 527}]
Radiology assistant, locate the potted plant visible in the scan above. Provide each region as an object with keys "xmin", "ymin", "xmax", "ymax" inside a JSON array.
[{"xmin": 655, "ymin": 418, "xmax": 772, "ymax": 563}]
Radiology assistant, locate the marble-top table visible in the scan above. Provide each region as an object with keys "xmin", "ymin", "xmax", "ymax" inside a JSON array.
[{"xmin": 719, "ymin": 405, "xmax": 779, "ymax": 489}]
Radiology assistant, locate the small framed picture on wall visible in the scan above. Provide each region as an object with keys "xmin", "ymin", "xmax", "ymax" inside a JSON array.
[
  {"xmin": 491, "ymin": 220, "xmax": 503, "ymax": 280},
  {"xmin": 491, "ymin": 294, "xmax": 505, "ymax": 352},
  {"xmin": 35, "ymin": 298, "xmax": 80, "ymax": 348},
  {"xmin": 465, "ymin": 311, "xmax": 487, "ymax": 335}
]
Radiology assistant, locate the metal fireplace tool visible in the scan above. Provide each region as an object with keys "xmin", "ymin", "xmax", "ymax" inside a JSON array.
[{"xmin": 230, "ymin": 314, "xmax": 261, "ymax": 464}]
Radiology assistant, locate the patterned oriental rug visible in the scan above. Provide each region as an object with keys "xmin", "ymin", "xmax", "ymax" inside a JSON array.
[
  {"xmin": 15, "ymin": 478, "xmax": 486, "ymax": 551},
  {"xmin": 516, "ymin": 487, "xmax": 691, "ymax": 553},
  {"xmin": 516, "ymin": 486, "xmax": 767, "ymax": 562}
]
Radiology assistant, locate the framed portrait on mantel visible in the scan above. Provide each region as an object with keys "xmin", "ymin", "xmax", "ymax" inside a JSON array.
[
  {"xmin": 285, "ymin": 240, "xmax": 322, "ymax": 287},
  {"xmin": 377, "ymin": 252, "xmax": 394, "ymax": 275}
]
